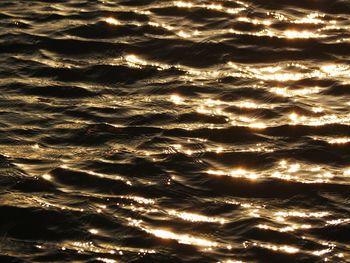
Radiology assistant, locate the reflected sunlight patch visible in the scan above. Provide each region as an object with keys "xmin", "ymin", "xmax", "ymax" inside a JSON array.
[
  {"xmin": 293, "ymin": 13, "xmax": 326, "ymax": 25},
  {"xmin": 272, "ymin": 160, "xmax": 336, "ymax": 184},
  {"xmin": 271, "ymin": 87, "xmax": 321, "ymax": 97},
  {"xmin": 144, "ymin": 227, "xmax": 218, "ymax": 247},
  {"xmin": 170, "ymin": 94, "xmax": 185, "ymax": 105},
  {"xmin": 207, "ymin": 160, "xmax": 341, "ymax": 184},
  {"xmin": 62, "ymin": 240, "xmax": 155, "ymax": 257},
  {"xmin": 127, "ymin": 218, "xmax": 220, "ymax": 248},
  {"xmin": 168, "ymin": 210, "xmax": 226, "ymax": 224},
  {"xmin": 227, "ymin": 62, "xmax": 323, "ymax": 82},
  {"xmin": 207, "ymin": 168, "xmax": 258, "ymax": 180},
  {"xmin": 289, "ymin": 112, "xmax": 350, "ymax": 126},
  {"xmin": 313, "ymin": 137, "xmax": 350, "ymax": 145},
  {"xmin": 104, "ymin": 17, "xmax": 120, "ymax": 26},
  {"xmin": 275, "ymin": 211, "xmax": 329, "ymax": 219},
  {"xmin": 283, "ymin": 30, "xmax": 324, "ymax": 39},
  {"xmin": 244, "ymin": 241, "xmax": 299, "ymax": 254},
  {"xmin": 257, "ymin": 223, "xmax": 311, "ymax": 233},
  {"xmin": 173, "ymin": 1, "xmax": 245, "ymax": 14}
]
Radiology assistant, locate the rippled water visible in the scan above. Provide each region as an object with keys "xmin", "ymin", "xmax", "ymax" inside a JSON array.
[{"xmin": 1, "ymin": 0, "xmax": 350, "ymax": 262}]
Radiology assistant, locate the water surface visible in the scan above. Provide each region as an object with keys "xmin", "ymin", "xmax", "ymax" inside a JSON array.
[{"xmin": 1, "ymin": 0, "xmax": 350, "ymax": 262}]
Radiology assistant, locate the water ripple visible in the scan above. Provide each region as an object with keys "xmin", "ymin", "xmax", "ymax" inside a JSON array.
[{"xmin": 1, "ymin": 0, "xmax": 350, "ymax": 262}]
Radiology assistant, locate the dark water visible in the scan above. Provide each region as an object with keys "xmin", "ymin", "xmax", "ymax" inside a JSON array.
[{"xmin": 1, "ymin": 0, "xmax": 350, "ymax": 262}]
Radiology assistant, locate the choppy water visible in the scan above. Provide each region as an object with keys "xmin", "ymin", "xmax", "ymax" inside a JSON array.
[{"xmin": 1, "ymin": 0, "xmax": 350, "ymax": 262}]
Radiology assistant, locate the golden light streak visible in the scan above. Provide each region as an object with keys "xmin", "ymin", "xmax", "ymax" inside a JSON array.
[
  {"xmin": 104, "ymin": 17, "xmax": 120, "ymax": 26},
  {"xmin": 207, "ymin": 168, "xmax": 258, "ymax": 180},
  {"xmin": 168, "ymin": 210, "xmax": 226, "ymax": 224},
  {"xmin": 328, "ymin": 138, "xmax": 350, "ymax": 144},
  {"xmin": 145, "ymin": 228, "xmax": 218, "ymax": 247}
]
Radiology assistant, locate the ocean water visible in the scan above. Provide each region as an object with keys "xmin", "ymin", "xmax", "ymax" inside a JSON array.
[{"xmin": 1, "ymin": 0, "xmax": 350, "ymax": 262}]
